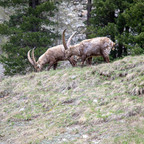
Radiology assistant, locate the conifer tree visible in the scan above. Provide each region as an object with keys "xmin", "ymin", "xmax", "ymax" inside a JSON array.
[
  {"xmin": 0, "ymin": 0, "xmax": 57, "ymax": 75},
  {"xmin": 123, "ymin": 0, "xmax": 144, "ymax": 55},
  {"xmin": 88, "ymin": 0, "xmax": 144, "ymax": 59}
]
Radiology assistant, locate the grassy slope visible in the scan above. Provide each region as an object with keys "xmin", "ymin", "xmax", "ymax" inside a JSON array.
[{"xmin": 1, "ymin": 55, "xmax": 144, "ymax": 144}]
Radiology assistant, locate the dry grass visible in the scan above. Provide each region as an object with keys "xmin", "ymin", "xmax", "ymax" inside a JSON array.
[{"xmin": 0, "ymin": 55, "xmax": 144, "ymax": 144}]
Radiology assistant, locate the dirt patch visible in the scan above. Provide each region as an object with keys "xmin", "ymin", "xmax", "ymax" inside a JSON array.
[{"xmin": 0, "ymin": 90, "xmax": 11, "ymax": 99}]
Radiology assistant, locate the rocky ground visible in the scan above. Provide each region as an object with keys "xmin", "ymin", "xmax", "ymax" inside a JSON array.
[{"xmin": 0, "ymin": 55, "xmax": 144, "ymax": 144}]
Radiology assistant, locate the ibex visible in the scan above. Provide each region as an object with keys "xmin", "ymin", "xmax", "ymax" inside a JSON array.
[
  {"xmin": 27, "ymin": 32, "xmax": 77, "ymax": 72},
  {"xmin": 63, "ymin": 29, "xmax": 115, "ymax": 66}
]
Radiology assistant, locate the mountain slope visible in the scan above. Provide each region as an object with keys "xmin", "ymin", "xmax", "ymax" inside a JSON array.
[{"xmin": 1, "ymin": 55, "xmax": 144, "ymax": 144}]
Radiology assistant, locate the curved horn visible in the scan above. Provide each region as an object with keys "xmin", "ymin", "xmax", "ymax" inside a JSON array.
[
  {"xmin": 27, "ymin": 50, "xmax": 35, "ymax": 66},
  {"xmin": 62, "ymin": 29, "xmax": 69, "ymax": 50},
  {"xmin": 32, "ymin": 48, "xmax": 37, "ymax": 65},
  {"xmin": 67, "ymin": 31, "xmax": 77, "ymax": 47}
]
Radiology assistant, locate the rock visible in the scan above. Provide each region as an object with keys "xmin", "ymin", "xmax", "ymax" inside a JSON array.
[
  {"xmin": 62, "ymin": 138, "xmax": 68, "ymax": 142},
  {"xmin": 0, "ymin": 64, "xmax": 4, "ymax": 77},
  {"xmin": 71, "ymin": 75, "xmax": 77, "ymax": 79},
  {"xmin": 19, "ymin": 108, "xmax": 25, "ymax": 112},
  {"xmin": 82, "ymin": 134, "xmax": 89, "ymax": 139},
  {"xmin": 93, "ymin": 99, "xmax": 98, "ymax": 103},
  {"xmin": 52, "ymin": 0, "xmax": 87, "ymax": 45},
  {"xmin": 0, "ymin": 7, "xmax": 11, "ymax": 76}
]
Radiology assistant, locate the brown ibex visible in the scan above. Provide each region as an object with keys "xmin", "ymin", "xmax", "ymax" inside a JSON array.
[
  {"xmin": 63, "ymin": 29, "xmax": 115, "ymax": 66},
  {"xmin": 27, "ymin": 32, "xmax": 77, "ymax": 72}
]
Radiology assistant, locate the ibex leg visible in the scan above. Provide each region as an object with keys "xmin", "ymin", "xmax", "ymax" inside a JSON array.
[
  {"xmin": 81, "ymin": 55, "xmax": 86, "ymax": 67},
  {"xmin": 53, "ymin": 63, "xmax": 58, "ymax": 70},
  {"xmin": 47, "ymin": 62, "xmax": 54, "ymax": 71},
  {"xmin": 86, "ymin": 57, "xmax": 92, "ymax": 65},
  {"xmin": 100, "ymin": 50, "xmax": 110, "ymax": 63},
  {"xmin": 105, "ymin": 56, "xmax": 110, "ymax": 63}
]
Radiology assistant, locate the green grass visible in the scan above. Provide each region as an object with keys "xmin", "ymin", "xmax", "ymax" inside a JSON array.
[
  {"xmin": 1, "ymin": 55, "xmax": 144, "ymax": 144},
  {"xmin": 114, "ymin": 126, "xmax": 144, "ymax": 144}
]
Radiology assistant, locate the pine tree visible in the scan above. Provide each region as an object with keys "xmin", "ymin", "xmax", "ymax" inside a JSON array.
[
  {"xmin": 123, "ymin": 0, "xmax": 144, "ymax": 55},
  {"xmin": 88, "ymin": 0, "xmax": 144, "ymax": 59},
  {"xmin": 0, "ymin": 0, "xmax": 57, "ymax": 75}
]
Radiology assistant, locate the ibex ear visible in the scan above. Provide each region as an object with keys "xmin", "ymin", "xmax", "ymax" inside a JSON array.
[{"xmin": 112, "ymin": 42, "xmax": 116, "ymax": 50}]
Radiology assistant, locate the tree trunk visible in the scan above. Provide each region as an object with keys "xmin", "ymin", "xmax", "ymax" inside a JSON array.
[
  {"xmin": 86, "ymin": 0, "xmax": 92, "ymax": 38},
  {"xmin": 29, "ymin": 0, "xmax": 39, "ymax": 32},
  {"xmin": 118, "ymin": 44, "xmax": 123, "ymax": 57},
  {"xmin": 29, "ymin": 0, "xmax": 39, "ymax": 8}
]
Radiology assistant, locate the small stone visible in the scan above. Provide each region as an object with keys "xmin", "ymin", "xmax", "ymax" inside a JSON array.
[
  {"xmin": 19, "ymin": 108, "xmax": 25, "ymax": 112},
  {"xmin": 93, "ymin": 99, "xmax": 98, "ymax": 103},
  {"xmin": 140, "ymin": 81, "xmax": 144, "ymax": 86},
  {"xmin": 82, "ymin": 134, "xmax": 89, "ymax": 139},
  {"xmin": 71, "ymin": 75, "xmax": 77, "ymax": 79},
  {"xmin": 62, "ymin": 138, "xmax": 68, "ymax": 142}
]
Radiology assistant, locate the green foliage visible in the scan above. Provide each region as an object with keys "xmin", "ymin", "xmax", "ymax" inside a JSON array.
[
  {"xmin": 0, "ymin": 0, "xmax": 58, "ymax": 75},
  {"xmin": 89, "ymin": 0, "xmax": 144, "ymax": 58},
  {"xmin": 131, "ymin": 44, "xmax": 144, "ymax": 56}
]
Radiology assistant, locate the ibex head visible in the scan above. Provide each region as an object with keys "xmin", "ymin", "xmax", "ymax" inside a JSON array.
[
  {"xmin": 112, "ymin": 43, "xmax": 115, "ymax": 50},
  {"xmin": 27, "ymin": 48, "xmax": 43, "ymax": 72}
]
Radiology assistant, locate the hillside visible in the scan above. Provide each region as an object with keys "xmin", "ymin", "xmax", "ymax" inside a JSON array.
[{"xmin": 1, "ymin": 55, "xmax": 144, "ymax": 144}]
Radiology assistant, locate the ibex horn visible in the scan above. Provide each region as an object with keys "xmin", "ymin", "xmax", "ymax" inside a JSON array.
[
  {"xmin": 67, "ymin": 31, "xmax": 77, "ymax": 47},
  {"xmin": 27, "ymin": 50, "xmax": 35, "ymax": 66},
  {"xmin": 63, "ymin": 29, "xmax": 69, "ymax": 50},
  {"xmin": 32, "ymin": 48, "xmax": 37, "ymax": 65}
]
